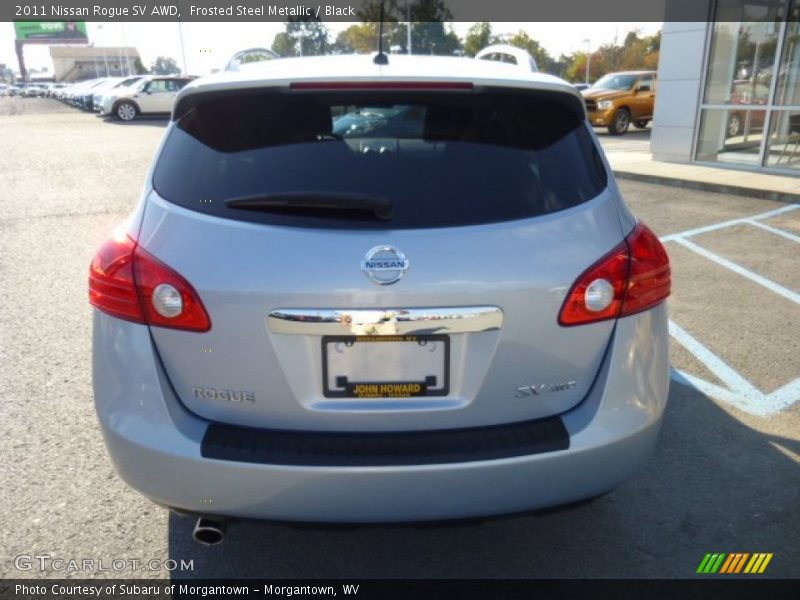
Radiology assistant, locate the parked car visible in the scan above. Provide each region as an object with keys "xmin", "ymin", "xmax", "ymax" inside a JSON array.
[
  {"xmin": 582, "ymin": 70, "xmax": 656, "ymax": 135},
  {"xmin": 90, "ymin": 76, "xmax": 145, "ymax": 112},
  {"xmin": 76, "ymin": 77, "xmax": 121, "ymax": 110},
  {"xmin": 725, "ymin": 79, "xmax": 769, "ymax": 137},
  {"xmin": 332, "ymin": 104, "xmax": 426, "ymax": 138},
  {"xmin": 21, "ymin": 84, "xmax": 49, "ymax": 97},
  {"xmin": 224, "ymin": 47, "xmax": 278, "ymax": 72},
  {"xmin": 476, "ymin": 44, "xmax": 538, "ymax": 72},
  {"xmin": 46, "ymin": 83, "xmax": 68, "ymax": 97},
  {"xmin": 74, "ymin": 78, "xmax": 120, "ymax": 109},
  {"xmin": 89, "ymin": 54, "xmax": 671, "ymax": 542},
  {"xmin": 61, "ymin": 78, "xmax": 108, "ymax": 106},
  {"xmin": 98, "ymin": 76, "xmax": 194, "ymax": 120}
]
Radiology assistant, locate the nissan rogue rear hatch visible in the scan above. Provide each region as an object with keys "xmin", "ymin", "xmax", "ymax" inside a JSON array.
[{"xmin": 139, "ymin": 82, "xmax": 624, "ymax": 431}]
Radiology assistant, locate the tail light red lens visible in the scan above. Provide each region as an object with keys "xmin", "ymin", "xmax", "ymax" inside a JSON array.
[
  {"xmin": 89, "ymin": 232, "xmax": 211, "ymax": 332},
  {"xmin": 88, "ymin": 233, "xmax": 143, "ymax": 323},
  {"xmin": 559, "ymin": 223, "xmax": 670, "ymax": 326},
  {"xmin": 622, "ymin": 223, "xmax": 672, "ymax": 316}
]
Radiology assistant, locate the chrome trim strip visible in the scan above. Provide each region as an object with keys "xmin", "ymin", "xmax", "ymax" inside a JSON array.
[{"xmin": 267, "ymin": 306, "xmax": 504, "ymax": 336}]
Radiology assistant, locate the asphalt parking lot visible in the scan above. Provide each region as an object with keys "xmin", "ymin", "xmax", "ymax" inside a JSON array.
[{"xmin": 1, "ymin": 97, "xmax": 797, "ymax": 579}]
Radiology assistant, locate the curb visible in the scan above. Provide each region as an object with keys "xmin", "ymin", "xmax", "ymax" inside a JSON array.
[{"xmin": 613, "ymin": 170, "xmax": 800, "ymax": 204}]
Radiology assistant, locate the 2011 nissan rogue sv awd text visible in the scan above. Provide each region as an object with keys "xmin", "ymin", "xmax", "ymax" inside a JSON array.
[{"xmin": 89, "ymin": 54, "xmax": 671, "ymax": 542}]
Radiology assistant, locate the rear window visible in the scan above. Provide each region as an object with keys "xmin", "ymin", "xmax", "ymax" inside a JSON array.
[{"xmin": 153, "ymin": 88, "xmax": 607, "ymax": 229}]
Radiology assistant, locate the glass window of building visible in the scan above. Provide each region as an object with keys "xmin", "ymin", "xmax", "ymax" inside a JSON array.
[{"xmin": 696, "ymin": 0, "xmax": 800, "ymax": 171}]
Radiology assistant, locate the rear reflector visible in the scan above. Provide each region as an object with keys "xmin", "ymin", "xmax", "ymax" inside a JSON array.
[
  {"xmin": 559, "ymin": 223, "xmax": 670, "ymax": 326},
  {"xmin": 290, "ymin": 81, "xmax": 474, "ymax": 91},
  {"xmin": 89, "ymin": 232, "xmax": 211, "ymax": 332}
]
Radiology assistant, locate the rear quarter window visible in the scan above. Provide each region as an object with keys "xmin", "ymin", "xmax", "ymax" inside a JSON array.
[{"xmin": 153, "ymin": 87, "xmax": 607, "ymax": 229}]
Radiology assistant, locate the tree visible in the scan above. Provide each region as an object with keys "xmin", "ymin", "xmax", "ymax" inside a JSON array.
[
  {"xmin": 355, "ymin": 0, "xmax": 461, "ymax": 55},
  {"xmin": 550, "ymin": 54, "xmax": 573, "ymax": 79},
  {"xmin": 132, "ymin": 57, "xmax": 148, "ymax": 75},
  {"xmin": 333, "ymin": 23, "xmax": 381, "ymax": 54},
  {"xmin": 564, "ymin": 52, "xmax": 605, "ymax": 84},
  {"xmin": 408, "ymin": 21, "xmax": 461, "ymax": 55},
  {"xmin": 403, "ymin": 0, "xmax": 458, "ymax": 54},
  {"xmin": 503, "ymin": 30, "xmax": 553, "ymax": 71},
  {"xmin": 561, "ymin": 29, "xmax": 662, "ymax": 84},
  {"xmin": 271, "ymin": 18, "xmax": 330, "ymax": 57},
  {"xmin": 150, "ymin": 56, "xmax": 180, "ymax": 75},
  {"xmin": 463, "ymin": 22, "xmax": 495, "ymax": 57}
]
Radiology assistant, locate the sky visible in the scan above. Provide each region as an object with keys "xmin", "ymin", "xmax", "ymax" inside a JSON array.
[{"xmin": 0, "ymin": 21, "xmax": 661, "ymax": 76}]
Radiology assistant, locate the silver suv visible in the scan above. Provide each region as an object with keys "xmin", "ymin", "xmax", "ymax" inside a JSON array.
[{"xmin": 89, "ymin": 55, "xmax": 670, "ymax": 539}]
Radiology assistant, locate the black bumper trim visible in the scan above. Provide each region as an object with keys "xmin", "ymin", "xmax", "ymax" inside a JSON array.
[{"xmin": 201, "ymin": 416, "xmax": 569, "ymax": 467}]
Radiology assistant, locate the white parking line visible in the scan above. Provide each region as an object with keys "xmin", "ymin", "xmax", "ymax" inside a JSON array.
[
  {"xmin": 668, "ymin": 321, "xmax": 762, "ymax": 397},
  {"xmin": 670, "ymin": 368, "xmax": 800, "ymax": 416},
  {"xmin": 669, "ymin": 322, "xmax": 800, "ymax": 416},
  {"xmin": 662, "ymin": 204, "xmax": 800, "ymax": 416},
  {"xmin": 670, "ymin": 237, "xmax": 800, "ymax": 305},
  {"xmin": 746, "ymin": 219, "xmax": 800, "ymax": 244},
  {"xmin": 659, "ymin": 204, "xmax": 800, "ymax": 243}
]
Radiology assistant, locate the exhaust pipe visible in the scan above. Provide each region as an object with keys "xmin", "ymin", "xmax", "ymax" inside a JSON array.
[{"xmin": 192, "ymin": 517, "xmax": 227, "ymax": 546}]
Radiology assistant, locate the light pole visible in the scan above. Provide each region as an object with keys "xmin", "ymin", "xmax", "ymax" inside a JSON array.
[
  {"xmin": 583, "ymin": 38, "xmax": 591, "ymax": 86},
  {"xmin": 290, "ymin": 30, "xmax": 306, "ymax": 57},
  {"xmin": 97, "ymin": 24, "xmax": 110, "ymax": 76},
  {"xmin": 407, "ymin": 2, "xmax": 412, "ymax": 54},
  {"xmin": 91, "ymin": 43, "xmax": 99, "ymax": 78},
  {"xmin": 119, "ymin": 23, "xmax": 130, "ymax": 76},
  {"xmin": 177, "ymin": 21, "xmax": 188, "ymax": 75}
]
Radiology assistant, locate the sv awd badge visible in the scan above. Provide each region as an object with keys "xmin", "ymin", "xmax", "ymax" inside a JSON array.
[{"xmin": 515, "ymin": 381, "xmax": 577, "ymax": 398}]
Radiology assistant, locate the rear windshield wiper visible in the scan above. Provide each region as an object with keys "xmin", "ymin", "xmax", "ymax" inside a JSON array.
[{"xmin": 225, "ymin": 192, "xmax": 393, "ymax": 220}]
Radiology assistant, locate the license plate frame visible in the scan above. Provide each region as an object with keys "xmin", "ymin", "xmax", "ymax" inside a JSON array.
[{"xmin": 321, "ymin": 334, "xmax": 450, "ymax": 399}]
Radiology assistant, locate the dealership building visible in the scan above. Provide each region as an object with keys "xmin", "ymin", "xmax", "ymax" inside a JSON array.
[
  {"xmin": 653, "ymin": 0, "xmax": 800, "ymax": 175},
  {"xmin": 49, "ymin": 46, "xmax": 141, "ymax": 82}
]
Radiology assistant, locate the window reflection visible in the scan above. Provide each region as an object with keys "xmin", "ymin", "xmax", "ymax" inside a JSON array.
[
  {"xmin": 696, "ymin": 109, "xmax": 767, "ymax": 165},
  {"xmin": 695, "ymin": 0, "xmax": 800, "ymax": 169},
  {"xmin": 704, "ymin": 15, "xmax": 782, "ymax": 105},
  {"xmin": 765, "ymin": 110, "xmax": 800, "ymax": 167},
  {"xmin": 774, "ymin": 4, "xmax": 800, "ymax": 104}
]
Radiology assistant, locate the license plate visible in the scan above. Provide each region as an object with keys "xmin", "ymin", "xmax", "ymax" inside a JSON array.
[{"xmin": 322, "ymin": 334, "xmax": 450, "ymax": 398}]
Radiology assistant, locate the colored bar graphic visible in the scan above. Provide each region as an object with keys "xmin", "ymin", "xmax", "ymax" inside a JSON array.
[
  {"xmin": 697, "ymin": 554, "xmax": 713, "ymax": 574},
  {"xmin": 758, "ymin": 553, "xmax": 773, "ymax": 573},
  {"xmin": 710, "ymin": 553, "xmax": 726, "ymax": 573},
  {"xmin": 698, "ymin": 553, "xmax": 727, "ymax": 573},
  {"xmin": 701, "ymin": 552, "xmax": 773, "ymax": 574},
  {"xmin": 734, "ymin": 553, "xmax": 749, "ymax": 573},
  {"xmin": 720, "ymin": 553, "xmax": 736, "ymax": 573},
  {"xmin": 745, "ymin": 554, "xmax": 760, "ymax": 573},
  {"xmin": 720, "ymin": 553, "xmax": 740, "ymax": 573},
  {"xmin": 719, "ymin": 554, "xmax": 735, "ymax": 573}
]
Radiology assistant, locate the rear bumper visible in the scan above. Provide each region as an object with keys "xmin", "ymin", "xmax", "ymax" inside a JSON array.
[{"xmin": 92, "ymin": 305, "xmax": 669, "ymax": 522}]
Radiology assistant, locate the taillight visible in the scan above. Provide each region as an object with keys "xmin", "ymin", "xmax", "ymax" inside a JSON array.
[
  {"xmin": 88, "ymin": 231, "xmax": 143, "ymax": 323},
  {"xmin": 559, "ymin": 223, "xmax": 670, "ymax": 326},
  {"xmin": 89, "ymin": 232, "xmax": 211, "ymax": 332},
  {"xmin": 622, "ymin": 223, "xmax": 672, "ymax": 316}
]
